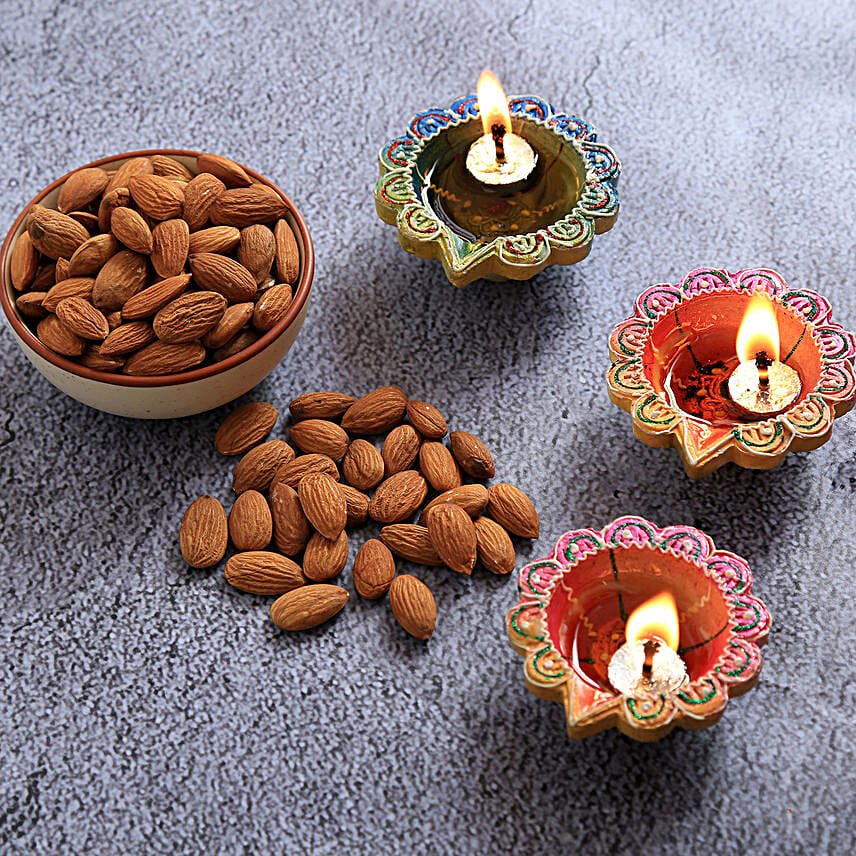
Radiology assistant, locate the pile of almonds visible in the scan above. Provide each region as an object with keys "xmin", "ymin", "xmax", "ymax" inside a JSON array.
[
  {"xmin": 179, "ymin": 386, "xmax": 539, "ymax": 640},
  {"xmin": 9, "ymin": 152, "xmax": 300, "ymax": 375}
]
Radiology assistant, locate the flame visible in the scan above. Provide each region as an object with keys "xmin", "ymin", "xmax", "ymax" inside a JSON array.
[
  {"xmin": 477, "ymin": 69, "xmax": 512, "ymax": 137},
  {"xmin": 625, "ymin": 591, "xmax": 679, "ymax": 651},
  {"xmin": 736, "ymin": 293, "xmax": 780, "ymax": 364}
]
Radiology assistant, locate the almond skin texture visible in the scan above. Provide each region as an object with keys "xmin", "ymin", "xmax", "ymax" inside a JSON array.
[
  {"xmin": 486, "ymin": 483, "xmax": 539, "ymax": 538},
  {"xmin": 57, "ymin": 167, "xmax": 109, "ymax": 213},
  {"xmin": 211, "ymin": 328, "xmax": 258, "ymax": 361},
  {"xmin": 449, "ymin": 430, "xmax": 495, "ymax": 479},
  {"xmin": 225, "ymin": 551, "xmax": 305, "ymax": 595},
  {"xmin": 298, "ymin": 473, "xmax": 347, "ymax": 540},
  {"xmin": 237, "ymin": 223, "xmax": 275, "ymax": 282},
  {"xmin": 341, "ymin": 385, "xmax": 407, "ymax": 435},
  {"xmin": 100, "ymin": 321, "xmax": 156, "ymax": 356},
  {"xmin": 196, "ymin": 153, "xmax": 252, "ymax": 188},
  {"xmin": 55, "ymin": 258, "xmax": 69, "ymax": 282},
  {"xmin": 353, "ymin": 539, "xmax": 396, "ymax": 599},
  {"xmin": 67, "ymin": 233, "xmax": 120, "ymax": 276},
  {"xmin": 270, "ymin": 584, "xmax": 348, "ymax": 631},
  {"xmin": 270, "ymin": 454, "xmax": 339, "ymax": 490},
  {"xmin": 153, "ymin": 291, "xmax": 227, "ymax": 343},
  {"xmin": 232, "ymin": 439, "xmax": 294, "ymax": 494},
  {"xmin": 15, "ymin": 292, "xmax": 47, "ymax": 320},
  {"xmin": 289, "ymin": 391, "xmax": 356, "ymax": 421},
  {"xmin": 215, "ymin": 402, "xmax": 279, "ymax": 455},
  {"xmin": 31, "ymin": 263, "xmax": 57, "ymax": 292},
  {"xmin": 252, "ymin": 283, "xmax": 292, "ymax": 331},
  {"xmin": 228, "ymin": 490, "xmax": 273, "ymax": 551},
  {"xmin": 180, "ymin": 496, "xmax": 228, "ymax": 568},
  {"xmin": 42, "ymin": 277, "xmax": 95, "ymax": 313},
  {"xmin": 339, "ymin": 484, "xmax": 369, "ymax": 526},
  {"xmin": 123, "ymin": 340, "xmax": 205, "ymax": 375},
  {"xmin": 151, "ymin": 154, "xmax": 194, "ymax": 180},
  {"xmin": 419, "ymin": 442, "xmax": 462, "ymax": 493},
  {"xmin": 67, "ymin": 211, "xmax": 99, "ymax": 231},
  {"xmin": 389, "ymin": 575, "xmax": 436, "ymax": 640},
  {"xmin": 55, "ymin": 297, "xmax": 110, "ymax": 340},
  {"xmin": 10, "ymin": 232, "xmax": 38, "ymax": 291},
  {"xmin": 110, "ymin": 206, "xmax": 153, "ymax": 253},
  {"xmin": 289, "ymin": 419, "xmax": 350, "ymax": 460},
  {"xmin": 188, "ymin": 253, "xmax": 257, "ymax": 302},
  {"xmin": 303, "ymin": 530, "xmax": 349, "ymax": 582},
  {"xmin": 421, "ymin": 484, "xmax": 489, "ymax": 521},
  {"xmin": 92, "ymin": 250, "xmax": 148, "ymax": 311},
  {"xmin": 128, "ymin": 173, "xmax": 184, "ymax": 220},
  {"xmin": 474, "ymin": 516, "xmax": 516, "ymax": 574},
  {"xmin": 342, "ymin": 439, "xmax": 385, "ymax": 490},
  {"xmin": 183, "ymin": 172, "xmax": 226, "ymax": 231},
  {"xmin": 27, "ymin": 205, "xmax": 90, "ymax": 259},
  {"xmin": 274, "ymin": 219, "xmax": 300, "ymax": 284},
  {"xmin": 36, "ymin": 315, "xmax": 85, "ymax": 356},
  {"xmin": 425, "ymin": 502, "xmax": 477, "ymax": 575},
  {"xmin": 269, "ymin": 482, "xmax": 311, "ymax": 556},
  {"xmin": 202, "ymin": 302, "xmax": 254, "ymax": 348},
  {"xmin": 150, "ymin": 219, "xmax": 190, "ymax": 278},
  {"xmin": 381, "ymin": 424, "xmax": 421, "ymax": 476},
  {"xmin": 406, "ymin": 400, "xmax": 448, "ymax": 439},
  {"xmin": 189, "ymin": 225, "xmax": 241, "ymax": 255},
  {"xmin": 209, "ymin": 186, "xmax": 288, "ymax": 227},
  {"xmin": 120, "ymin": 273, "xmax": 191, "ymax": 320},
  {"xmin": 98, "ymin": 187, "xmax": 132, "ymax": 233},
  {"xmin": 379, "ymin": 524, "xmax": 442, "ymax": 566},
  {"xmin": 78, "ymin": 345, "xmax": 124, "ymax": 372},
  {"xmin": 105, "ymin": 157, "xmax": 153, "ymax": 195},
  {"xmin": 368, "ymin": 470, "xmax": 427, "ymax": 524}
]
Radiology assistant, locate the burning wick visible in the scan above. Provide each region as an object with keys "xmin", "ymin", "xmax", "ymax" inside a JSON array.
[
  {"xmin": 466, "ymin": 70, "xmax": 536, "ymax": 187},
  {"xmin": 607, "ymin": 592, "xmax": 688, "ymax": 698},
  {"xmin": 727, "ymin": 294, "xmax": 801, "ymax": 416}
]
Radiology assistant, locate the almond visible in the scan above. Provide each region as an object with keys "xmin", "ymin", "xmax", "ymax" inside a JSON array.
[
  {"xmin": 15, "ymin": 291, "xmax": 47, "ymax": 319},
  {"xmin": 381, "ymin": 424, "xmax": 421, "ymax": 475},
  {"xmin": 368, "ymin": 470, "xmax": 427, "ymax": 523},
  {"xmin": 188, "ymin": 252, "xmax": 257, "ymax": 302},
  {"xmin": 110, "ymin": 206, "xmax": 153, "ymax": 253},
  {"xmin": 98, "ymin": 187, "xmax": 131, "ymax": 233},
  {"xmin": 153, "ymin": 291, "xmax": 227, "ymax": 343},
  {"xmin": 106, "ymin": 311, "xmax": 122, "ymax": 329},
  {"xmin": 225, "ymin": 551, "xmax": 305, "ymax": 595},
  {"xmin": 100, "ymin": 321, "xmax": 156, "ymax": 356},
  {"xmin": 202, "ymin": 302, "xmax": 254, "ymax": 348},
  {"xmin": 188, "ymin": 225, "xmax": 241, "ymax": 255},
  {"xmin": 196, "ymin": 153, "xmax": 252, "ymax": 188},
  {"xmin": 421, "ymin": 484, "xmax": 489, "ymax": 521},
  {"xmin": 150, "ymin": 219, "xmax": 189, "ymax": 277},
  {"xmin": 339, "ymin": 484, "xmax": 369, "ymax": 526},
  {"xmin": 151, "ymin": 154, "xmax": 194, "ymax": 181},
  {"xmin": 123, "ymin": 340, "xmax": 205, "ymax": 375},
  {"xmin": 298, "ymin": 472, "xmax": 347, "ymax": 539},
  {"xmin": 10, "ymin": 232, "xmax": 38, "ymax": 291},
  {"xmin": 270, "ymin": 453, "xmax": 339, "ymax": 490},
  {"xmin": 486, "ymin": 483, "xmax": 539, "ymax": 538},
  {"xmin": 252, "ymin": 283, "xmax": 292, "ymax": 332},
  {"xmin": 27, "ymin": 205, "xmax": 90, "ymax": 259},
  {"xmin": 289, "ymin": 419, "xmax": 349, "ymax": 460},
  {"xmin": 92, "ymin": 250, "xmax": 148, "ymax": 310},
  {"xmin": 233, "ymin": 439, "xmax": 295, "ymax": 494},
  {"xmin": 474, "ymin": 516, "xmax": 516, "ymax": 574},
  {"xmin": 379, "ymin": 524, "xmax": 442, "ymax": 566},
  {"xmin": 425, "ymin": 503, "xmax": 477, "ymax": 575},
  {"xmin": 342, "ymin": 439, "xmax": 384, "ymax": 490},
  {"xmin": 67, "ymin": 211, "xmax": 99, "ymax": 231},
  {"xmin": 42, "ymin": 276, "xmax": 95, "ymax": 313},
  {"xmin": 406, "ymin": 400, "xmax": 448, "ymax": 439},
  {"xmin": 214, "ymin": 401, "xmax": 279, "ymax": 455},
  {"xmin": 67, "ymin": 233, "xmax": 120, "ymax": 276},
  {"xmin": 182, "ymin": 172, "xmax": 226, "ymax": 231},
  {"xmin": 303, "ymin": 530, "xmax": 349, "ymax": 582},
  {"xmin": 57, "ymin": 167, "xmax": 109, "ymax": 213},
  {"xmin": 55, "ymin": 297, "xmax": 110, "ymax": 340},
  {"xmin": 269, "ymin": 482, "xmax": 311, "ymax": 555},
  {"xmin": 209, "ymin": 185, "xmax": 287, "ymax": 227},
  {"xmin": 228, "ymin": 490, "xmax": 273, "ymax": 551},
  {"xmin": 120, "ymin": 273, "xmax": 191, "ymax": 320},
  {"xmin": 353, "ymin": 539, "xmax": 396, "ymax": 599},
  {"xmin": 274, "ymin": 219, "xmax": 300, "ymax": 284},
  {"xmin": 36, "ymin": 315, "xmax": 85, "ymax": 356},
  {"xmin": 128, "ymin": 174, "xmax": 184, "ymax": 220},
  {"xmin": 104, "ymin": 157, "xmax": 153, "ymax": 195},
  {"xmin": 419, "ymin": 442, "xmax": 462, "ymax": 493},
  {"xmin": 449, "ymin": 430, "xmax": 495, "ymax": 479},
  {"xmin": 270, "ymin": 584, "xmax": 348, "ymax": 631},
  {"xmin": 389, "ymin": 575, "xmax": 436, "ymax": 640},
  {"xmin": 78, "ymin": 345, "xmax": 124, "ymax": 372},
  {"xmin": 179, "ymin": 495, "xmax": 228, "ymax": 568},
  {"xmin": 211, "ymin": 328, "xmax": 258, "ymax": 361},
  {"xmin": 31, "ymin": 262, "xmax": 57, "ymax": 292},
  {"xmin": 289, "ymin": 391, "xmax": 356, "ymax": 420},
  {"xmin": 55, "ymin": 258, "xmax": 69, "ymax": 281},
  {"xmin": 341, "ymin": 385, "xmax": 407, "ymax": 435},
  {"xmin": 237, "ymin": 223, "xmax": 275, "ymax": 282}
]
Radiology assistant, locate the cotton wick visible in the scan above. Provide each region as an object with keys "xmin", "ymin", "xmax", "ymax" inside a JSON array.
[
  {"xmin": 491, "ymin": 122, "xmax": 506, "ymax": 163},
  {"xmin": 755, "ymin": 351, "xmax": 772, "ymax": 390},
  {"xmin": 641, "ymin": 639, "xmax": 659, "ymax": 681}
]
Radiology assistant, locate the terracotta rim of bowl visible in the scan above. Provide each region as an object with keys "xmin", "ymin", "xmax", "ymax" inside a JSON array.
[{"xmin": 0, "ymin": 148, "xmax": 314, "ymax": 388}]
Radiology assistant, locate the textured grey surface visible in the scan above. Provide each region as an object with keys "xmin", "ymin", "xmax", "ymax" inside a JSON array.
[{"xmin": 0, "ymin": 0, "xmax": 854, "ymax": 853}]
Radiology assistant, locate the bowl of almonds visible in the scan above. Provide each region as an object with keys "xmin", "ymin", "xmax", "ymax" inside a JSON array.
[{"xmin": 0, "ymin": 149, "xmax": 313, "ymax": 418}]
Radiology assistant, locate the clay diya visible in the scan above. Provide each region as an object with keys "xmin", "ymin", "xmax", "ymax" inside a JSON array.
[
  {"xmin": 375, "ymin": 70, "xmax": 620, "ymax": 287},
  {"xmin": 506, "ymin": 516, "xmax": 771, "ymax": 742},
  {"xmin": 608, "ymin": 268, "xmax": 856, "ymax": 478}
]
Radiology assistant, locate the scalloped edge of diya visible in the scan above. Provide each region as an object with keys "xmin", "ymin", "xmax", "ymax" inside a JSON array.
[
  {"xmin": 506, "ymin": 516, "xmax": 771, "ymax": 742},
  {"xmin": 374, "ymin": 94, "xmax": 620, "ymax": 287},
  {"xmin": 607, "ymin": 268, "xmax": 856, "ymax": 479}
]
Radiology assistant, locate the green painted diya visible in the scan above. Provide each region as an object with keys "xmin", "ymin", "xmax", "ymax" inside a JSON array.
[{"xmin": 374, "ymin": 94, "xmax": 620, "ymax": 287}]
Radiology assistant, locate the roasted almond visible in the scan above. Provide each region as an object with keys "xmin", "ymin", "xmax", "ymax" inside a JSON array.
[
  {"xmin": 269, "ymin": 481, "xmax": 311, "ymax": 555},
  {"xmin": 270, "ymin": 584, "xmax": 348, "ymax": 631},
  {"xmin": 150, "ymin": 219, "xmax": 190, "ymax": 278},
  {"xmin": 353, "ymin": 539, "xmax": 396, "ymax": 599},
  {"xmin": 289, "ymin": 391, "xmax": 356, "ymax": 420},
  {"xmin": 42, "ymin": 276, "xmax": 95, "ymax": 312},
  {"xmin": 36, "ymin": 315, "xmax": 85, "ymax": 356},
  {"xmin": 123, "ymin": 340, "xmax": 205, "ymax": 375},
  {"xmin": 100, "ymin": 321, "xmax": 156, "ymax": 356},
  {"xmin": 339, "ymin": 484, "xmax": 369, "ymax": 526},
  {"xmin": 233, "ymin": 439, "xmax": 295, "ymax": 494},
  {"xmin": 341, "ymin": 385, "xmax": 407, "ymax": 435},
  {"xmin": 270, "ymin": 453, "xmax": 339, "ymax": 490},
  {"xmin": 179, "ymin": 495, "xmax": 228, "ymax": 568},
  {"xmin": 202, "ymin": 302, "xmax": 254, "ymax": 349},
  {"xmin": 196, "ymin": 153, "xmax": 252, "ymax": 188},
  {"xmin": 368, "ymin": 470, "xmax": 427, "ymax": 524},
  {"xmin": 57, "ymin": 167, "xmax": 109, "ymax": 213},
  {"xmin": 379, "ymin": 524, "xmax": 442, "ymax": 566},
  {"xmin": 27, "ymin": 205, "xmax": 90, "ymax": 260},
  {"xmin": 419, "ymin": 442, "xmax": 462, "ymax": 493},
  {"xmin": 151, "ymin": 154, "xmax": 194, "ymax": 181},
  {"xmin": 342, "ymin": 438, "xmax": 384, "ymax": 490},
  {"xmin": 303, "ymin": 529, "xmax": 349, "ymax": 582},
  {"xmin": 406, "ymin": 400, "xmax": 448, "ymax": 439},
  {"xmin": 188, "ymin": 225, "xmax": 241, "ymax": 255},
  {"xmin": 237, "ymin": 223, "xmax": 275, "ymax": 282},
  {"xmin": 274, "ymin": 218, "xmax": 300, "ymax": 284},
  {"xmin": 128, "ymin": 173, "xmax": 184, "ymax": 220},
  {"xmin": 449, "ymin": 430, "xmax": 495, "ymax": 479},
  {"xmin": 421, "ymin": 484, "xmax": 489, "ymax": 521},
  {"xmin": 381, "ymin": 424, "xmax": 421, "ymax": 475},
  {"xmin": 474, "ymin": 516, "xmax": 516, "ymax": 574},
  {"xmin": 209, "ymin": 185, "xmax": 287, "ymax": 227},
  {"xmin": 228, "ymin": 490, "xmax": 273, "ymax": 551},
  {"xmin": 55, "ymin": 297, "xmax": 109, "ymax": 340},
  {"xmin": 104, "ymin": 157, "xmax": 153, "ymax": 195},
  {"xmin": 214, "ymin": 401, "xmax": 279, "ymax": 455},
  {"xmin": 486, "ymin": 483, "xmax": 539, "ymax": 538},
  {"xmin": 225, "ymin": 551, "xmax": 305, "ymax": 595},
  {"xmin": 298, "ymin": 472, "xmax": 347, "ymax": 540},
  {"xmin": 78, "ymin": 345, "xmax": 125, "ymax": 372},
  {"xmin": 389, "ymin": 575, "xmax": 436, "ymax": 640},
  {"xmin": 289, "ymin": 419, "xmax": 349, "ymax": 460},
  {"xmin": 182, "ymin": 172, "xmax": 226, "ymax": 231},
  {"xmin": 188, "ymin": 252, "xmax": 257, "ymax": 302},
  {"xmin": 67, "ymin": 233, "xmax": 120, "ymax": 276},
  {"xmin": 252, "ymin": 283, "xmax": 292, "ymax": 331},
  {"xmin": 110, "ymin": 206, "xmax": 153, "ymax": 254},
  {"xmin": 425, "ymin": 502, "xmax": 477, "ymax": 575},
  {"xmin": 10, "ymin": 232, "xmax": 38, "ymax": 291},
  {"xmin": 97, "ymin": 186, "xmax": 131, "ymax": 233},
  {"xmin": 92, "ymin": 250, "xmax": 148, "ymax": 310},
  {"xmin": 15, "ymin": 291, "xmax": 47, "ymax": 319},
  {"xmin": 120, "ymin": 273, "xmax": 191, "ymax": 320},
  {"xmin": 153, "ymin": 291, "xmax": 227, "ymax": 343}
]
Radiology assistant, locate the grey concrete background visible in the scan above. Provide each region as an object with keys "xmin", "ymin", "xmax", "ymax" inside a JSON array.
[{"xmin": 1, "ymin": 0, "xmax": 854, "ymax": 853}]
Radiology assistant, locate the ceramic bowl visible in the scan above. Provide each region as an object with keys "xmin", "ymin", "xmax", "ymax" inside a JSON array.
[{"xmin": 0, "ymin": 149, "xmax": 314, "ymax": 419}]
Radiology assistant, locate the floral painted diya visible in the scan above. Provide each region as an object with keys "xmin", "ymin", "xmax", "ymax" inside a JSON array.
[
  {"xmin": 506, "ymin": 517, "xmax": 771, "ymax": 742},
  {"xmin": 375, "ymin": 71, "xmax": 620, "ymax": 287},
  {"xmin": 608, "ymin": 268, "xmax": 856, "ymax": 478}
]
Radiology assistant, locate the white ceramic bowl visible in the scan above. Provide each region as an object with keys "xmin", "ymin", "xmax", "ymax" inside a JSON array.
[{"xmin": 0, "ymin": 149, "xmax": 314, "ymax": 419}]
